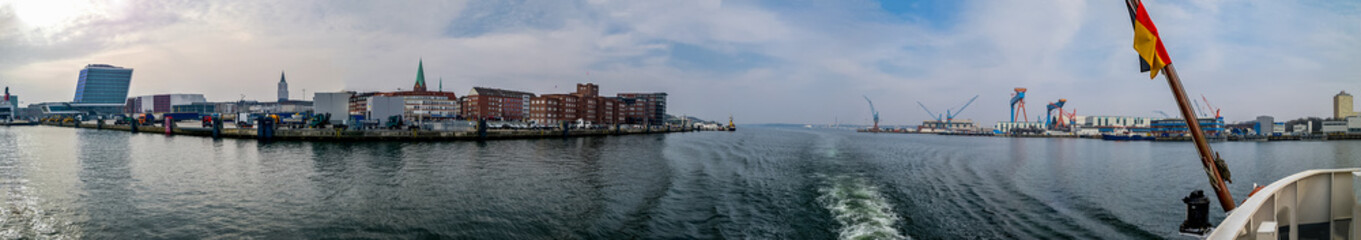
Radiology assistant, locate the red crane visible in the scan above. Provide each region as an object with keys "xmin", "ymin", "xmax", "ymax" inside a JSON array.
[{"xmin": 1201, "ymin": 95, "xmax": 1221, "ymax": 119}]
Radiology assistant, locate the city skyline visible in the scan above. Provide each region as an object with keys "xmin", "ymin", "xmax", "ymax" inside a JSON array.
[{"xmin": 2, "ymin": 0, "xmax": 1360, "ymax": 124}]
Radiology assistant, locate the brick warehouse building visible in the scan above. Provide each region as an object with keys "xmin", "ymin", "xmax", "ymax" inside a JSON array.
[
  {"xmin": 616, "ymin": 92, "xmax": 667, "ymax": 125},
  {"xmin": 529, "ymin": 83, "xmax": 629, "ymax": 125},
  {"xmin": 461, "ymin": 87, "xmax": 536, "ymax": 121}
]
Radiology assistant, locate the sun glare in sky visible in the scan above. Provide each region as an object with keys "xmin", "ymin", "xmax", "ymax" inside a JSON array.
[{"xmin": 12, "ymin": 0, "xmax": 89, "ymax": 30}]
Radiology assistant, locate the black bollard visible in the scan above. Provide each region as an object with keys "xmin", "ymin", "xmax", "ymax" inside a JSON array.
[
  {"xmin": 265, "ymin": 117, "xmax": 275, "ymax": 140},
  {"xmin": 212, "ymin": 117, "xmax": 223, "ymax": 139},
  {"xmin": 477, "ymin": 119, "xmax": 488, "ymax": 140},
  {"xmin": 256, "ymin": 117, "xmax": 266, "ymax": 140},
  {"xmin": 1179, "ymin": 190, "xmax": 1212, "ymax": 235},
  {"xmin": 561, "ymin": 121, "xmax": 569, "ymax": 138}
]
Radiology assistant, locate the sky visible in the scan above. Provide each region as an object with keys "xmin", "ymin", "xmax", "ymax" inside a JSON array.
[{"xmin": 0, "ymin": 0, "xmax": 1358, "ymax": 125}]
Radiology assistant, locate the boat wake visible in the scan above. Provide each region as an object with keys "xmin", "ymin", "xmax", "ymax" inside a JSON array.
[
  {"xmin": 817, "ymin": 175, "xmax": 909, "ymax": 240},
  {"xmin": 0, "ymin": 180, "xmax": 76, "ymax": 239}
]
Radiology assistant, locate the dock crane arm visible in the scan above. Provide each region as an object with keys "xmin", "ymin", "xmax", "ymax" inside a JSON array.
[
  {"xmin": 863, "ymin": 96, "xmax": 879, "ymax": 123},
  {"xmin": 1202, "ymin": 94, "xmax": 1221, "ymax": 118},
  {"xmin": 949, "ymin": 95, "xmax": 980, "ymax": 118},
  {"xmin": 1154, "ymin": 110, "xmax": 1171, "ymax": 118},
  {"xmin": 917, "ymin": 101, "xmax": 940, "ymax": 121}
]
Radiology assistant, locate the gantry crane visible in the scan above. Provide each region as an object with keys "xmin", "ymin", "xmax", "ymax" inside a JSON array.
[
  {"xmin": 1066, "ymin": 109, "xmax": 1078, "ymax": 127},
  {"xmin": 1010, "ymin": 88, "xmax": 1028, "ymax": 122},
  {"xmin": 1045, "ymin": 99, "xmax": 1067, "ymax": 129}
]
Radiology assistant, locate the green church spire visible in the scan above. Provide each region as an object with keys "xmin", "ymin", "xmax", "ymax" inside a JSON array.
[{"xmin": 414, "ymin": 59, "xmax": 427, "ymax": 92}]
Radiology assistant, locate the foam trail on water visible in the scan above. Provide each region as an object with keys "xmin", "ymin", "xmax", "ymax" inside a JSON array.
[{"xmin": 818, "ymin": 175, "xmax": 909, "ymax": 240}]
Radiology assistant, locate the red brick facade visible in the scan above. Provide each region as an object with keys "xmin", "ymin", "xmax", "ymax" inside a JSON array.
[
  {"xmin": 461, "ymin": 87, "xmax": 535, "ymax": 121},
  {"xmin": 529, "ymin": 83, "xmax": 626, "ymax": 125}
]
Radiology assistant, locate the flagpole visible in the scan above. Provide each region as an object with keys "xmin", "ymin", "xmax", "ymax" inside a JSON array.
[{"xmin": 1161, "ymin": 63, "xmax": 1235, "ymax": 211}]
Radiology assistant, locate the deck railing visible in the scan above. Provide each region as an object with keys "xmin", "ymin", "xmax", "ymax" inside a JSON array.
[{"xmin": 1209, "ymin": 168, "xmax": 1361, "ymax": 240}]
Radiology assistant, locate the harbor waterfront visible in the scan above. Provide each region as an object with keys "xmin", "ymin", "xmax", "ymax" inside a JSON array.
[
  {"xmin": 34, "ymin": 120, "xmax": 703, "ymax": 141},
  {"xmin": 3, "ymin": 125, "xmax": 1361, "ymax": 239}
]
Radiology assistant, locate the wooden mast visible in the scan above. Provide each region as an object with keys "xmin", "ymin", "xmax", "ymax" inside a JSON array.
[
  {"xmin": 1163, "ymin": 64, "xmax": 1234, "ymax": 211},
  {"xmin": 1128, "ymin": 0, "xmax": 1235, "ymax": 211}
]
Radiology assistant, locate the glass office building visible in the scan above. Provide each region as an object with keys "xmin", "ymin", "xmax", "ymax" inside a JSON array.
[{"xmin": 73, "ymin": 64, "xmax": 134, "ymax": 104}]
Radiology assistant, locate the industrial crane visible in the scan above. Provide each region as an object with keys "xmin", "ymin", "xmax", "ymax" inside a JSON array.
[
  {"xmin": 1201, "ymin": 95, "xmax": 1221, "ymax": 119},
  {"xmin": 1010, "ymin": 88, "xmax": 1028, "ymax": 122},
  {"xmin": 1045, "ymin": 99, "xmax": 1067, "ymax": 129},
  {"xmin": 1066, "ymin": 109, "xmax": 1078, "ymax": 127},
  {"xmin": 1193, "ymin": 99, "xmax": 1207, "ymax": 118},
  {"xmin": 917, "ymin": 101, "xmax": 941, "ymax": 124},
  {"xmin": 917, "ymin": 95, "xmax": 979, "ymax": 130},
  {"xmin": 1154, "ymin": 110, "xmax": 1172, "ymax": 119},
  {"xmin": 863, "ymin": 96, "xmax": 879, "ymax": 131}
]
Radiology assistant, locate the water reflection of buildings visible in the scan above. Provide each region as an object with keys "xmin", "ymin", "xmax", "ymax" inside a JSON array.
[{"xmin": 75, "ymin": 129, "xmax": 136, "ymax": 238}]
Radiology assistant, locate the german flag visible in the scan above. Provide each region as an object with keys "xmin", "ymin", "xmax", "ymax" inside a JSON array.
[{"xmin": 1127, "ymin": 0, "xmax": 1171, "ymax": 79}]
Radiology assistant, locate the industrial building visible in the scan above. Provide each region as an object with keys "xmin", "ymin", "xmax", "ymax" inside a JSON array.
[
  {"xmin": 1075, "ymin": 116, "xmax": 1153, "ymax": 134},
  {"xmin": 366, "ymin": 96, "xmax": 406, "ymax": 125},
  {"xmin": 125, "ymin": 94, "xmax": 208, "ymax": 113},
  {"xmin": 1291, "ymin": 123, "xmax": 1312, "ymax": 135},
  {"xmin": 313, "ymin": 92, "xmax": 354, "ymax": 125},
  {"xmin": 1329, "ymin": 117, "xmax": 1361, "ymax": 134},
  {"xmin": 1255, "ymin": 116, "xmax": 1275, "ymax": 136},
  {"xmin": 1084, "ymin": 116, "xmax": 1152, "ymax": 128},
  {"xmin": 993, "ymin": 121, "xmax": 1043, "ymax": 132},
  {"xmin": 1150, "ymin": 117, "xmax": 1226, "ymax": 137},
  {"xmin": 172, "ymin": 102, "xmax": 216, "ymax": 114},
  {"xmin": 1352, "ymin": 117, "xmax": 1361, "ymax": 133},
  {"xmin": 1323, "ymin": 119, "xmax": 1348, "ymax": 134},
  {"xmin": 919, "ymin": 120, "xmax": 977, "ymax": 131}
]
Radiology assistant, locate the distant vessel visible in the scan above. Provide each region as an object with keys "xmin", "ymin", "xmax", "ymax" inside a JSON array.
[
  {"xmin": 727, "ymin": 115, "xmax": 736, "ymax": 131},
  {"xmin": 1100, "ymin": 134, "xmax": 1152, "ymax": 141}
]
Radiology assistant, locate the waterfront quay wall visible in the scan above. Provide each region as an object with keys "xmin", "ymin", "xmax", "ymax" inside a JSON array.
[
  {"xmin": 43, "ymin": 122, "xmax": 695, "ymax": 141},
  {"xmin": 858, "ymin": 129, "xmax": 1361, "ymax": 141}
]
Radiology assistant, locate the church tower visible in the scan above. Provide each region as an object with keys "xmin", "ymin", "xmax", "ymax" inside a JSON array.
[
  {"xmin": 278, "ymin": 71, "xmax": 289, "ymax": 102},
  {"xmin": 413, "ymin": 60, "xmax": 427, "ymax": 92}
]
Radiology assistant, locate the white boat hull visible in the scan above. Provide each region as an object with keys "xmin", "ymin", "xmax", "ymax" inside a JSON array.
[{"xmin": 1209, "ymin": 168, "xmax": 1361, "ymax": 240}]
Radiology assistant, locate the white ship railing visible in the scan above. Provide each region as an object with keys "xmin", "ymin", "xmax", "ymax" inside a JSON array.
[{"xmin": 1208, "ymin": 168, "xmax": 1361, "ymax": 240}]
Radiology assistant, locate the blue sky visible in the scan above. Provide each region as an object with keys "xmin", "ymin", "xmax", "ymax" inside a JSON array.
[{"xmin": 1, "ymin": 0, "xmax": 1358, "ymax": 124}]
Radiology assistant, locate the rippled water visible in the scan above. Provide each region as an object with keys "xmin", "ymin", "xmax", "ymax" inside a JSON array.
[{"xmin": 1, "ymin": 125, "xmax": 1360, "ymax": 239}]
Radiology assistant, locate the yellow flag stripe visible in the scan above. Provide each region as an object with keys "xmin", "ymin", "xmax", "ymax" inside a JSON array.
[{"xmin": 1132, "ymin": 15, "xmax": 1167, "ymax": 79}]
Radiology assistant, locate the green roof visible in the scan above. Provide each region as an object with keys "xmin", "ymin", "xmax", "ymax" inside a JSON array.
[{"xmin": 415, "ymin": 60, "xmax": 426, "ymax": 90}]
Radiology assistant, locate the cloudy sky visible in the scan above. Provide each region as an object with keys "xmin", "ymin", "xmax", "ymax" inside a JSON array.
[{"xmin": 1, "ymin": 0, "xmax": 1358, "ymax": 124}]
